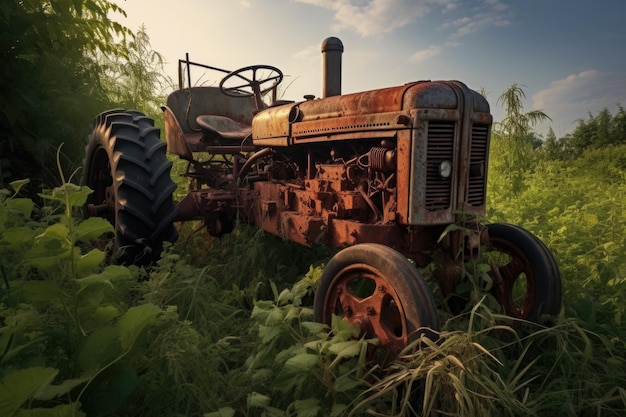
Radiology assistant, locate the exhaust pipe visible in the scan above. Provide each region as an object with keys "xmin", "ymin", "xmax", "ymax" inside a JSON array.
[{"xmin": 321, "ymin": 37, "xmax": 343, "ymax": 98}]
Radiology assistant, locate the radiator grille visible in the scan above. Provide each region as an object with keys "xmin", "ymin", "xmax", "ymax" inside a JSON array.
[
  {"xmin": 467, "ymin": 124, "xmax": 488, "ymax": 206},
  {"xmin": 425, "ymin": 121, "xmax": 455, "ymax": 210}
]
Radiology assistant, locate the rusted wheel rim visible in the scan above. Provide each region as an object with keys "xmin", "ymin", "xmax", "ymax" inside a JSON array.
[
  {"xmin": 322, "ymin": 263, "xmax": 409, "ymax": 354},
  {"xmin": 488, "ymin": 246, "xmax": 536, "ymax": 320}
]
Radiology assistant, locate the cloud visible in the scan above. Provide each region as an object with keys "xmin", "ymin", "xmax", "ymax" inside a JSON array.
[
  {"xmin": 532, "ymin": 70, "xmax": 626, "ymax": 134},
  {"xmin": 443, "ymin": 0, "xmax": 511, "ymax": 38},
  {"xmin": 409, "ymin": 45, "xmax": 442, "ymax": 62},
  {"xmin": 293, "ymin": 44, "xmax": 320, "ymax": 60},
  {"xmin": 294, "ymin": 0, "xmax": 449, "ymax": 36},
  {"xmin": 295, "ymin": 0, "xmax": 510, "ymax": 39},
  {"xmin": 296, "ymin": 0, "xmax": 511, "ymax": 68},
  {"xmin": 447, "ymin": 12, "xmax": 510, "ymax": 37}
]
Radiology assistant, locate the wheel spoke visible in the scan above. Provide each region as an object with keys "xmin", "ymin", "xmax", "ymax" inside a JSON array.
[
  {"xmin": 490, "ymin": 262, "xmax": 523, "ymax": 318},
  {"xmin": 499, "ymin": 258, "xmax": 524, "ymax": 285},
  {"xmin": 232, "ymin": 73, "xmax": 252, "ymax": 84},
  {"xmin": 366, "ymin": 293, "xmax": 405, "ymax": 352},
  {"xmin": 228, "ymin": 82, "xmax": 252, "ymax": 91},
  {"xmin": 336, "ymin": 282, "xmax": 365, "ymax": 318},
  {"xmin": 259, "ymin": 74, "xmax": 281, "ymax": 86}
]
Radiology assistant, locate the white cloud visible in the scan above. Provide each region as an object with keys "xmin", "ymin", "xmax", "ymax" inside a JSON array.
[
  {"xmin": 296, "ymin": 0, "xmax": 511, "ymax": 68},
  {"xmin": 293, "ymin": 44, "xmax": 320, "ymax": 60},
  {"xmin": 532, "ymin": 70, "xmax": 626, "ymax": 135},
  {"xmin": 483, "ymin": 0, "xmax": 508, "ymax": 12},
  {"xmin": 294, "ymin": 0, "xmax": 452, "ymax": 36},
  {"xmin": 448, "ymin": 12, "xmax": 510, "ymax": 37},
  {"xmin": 443, "ymin": 0, "xmax": 510, "ymax": 38},
  {"xmin": 409, "ymin": 45, "xmax": 442, "ymax": 62},
  {"xmin": 294, "ymin": 0, "xmax": 510, "ymax": 38}
]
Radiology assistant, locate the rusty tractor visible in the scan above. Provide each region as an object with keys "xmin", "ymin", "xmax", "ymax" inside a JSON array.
[{"xmin": 83, "ymin": 37, "xmax": 562, "ymax": 355}]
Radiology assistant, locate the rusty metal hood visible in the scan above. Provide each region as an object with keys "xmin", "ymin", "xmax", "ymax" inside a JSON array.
[{"xmin": 252, "ymin": 81, "xmax": 489, "ymax": 145}]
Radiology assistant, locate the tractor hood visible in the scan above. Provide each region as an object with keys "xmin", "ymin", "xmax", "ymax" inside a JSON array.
[{"xmin": 252, "ymin": 80, "xmax": 489, "ymax": 146}]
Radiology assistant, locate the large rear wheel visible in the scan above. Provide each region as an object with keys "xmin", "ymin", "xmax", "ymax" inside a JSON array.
[
  {"xmin": 82, "ymin": 110, "xmax": 178, "ymax": 265},
  {"xmin": 314, "ymin": 244, "xmax": 440, "ymax": 356}
]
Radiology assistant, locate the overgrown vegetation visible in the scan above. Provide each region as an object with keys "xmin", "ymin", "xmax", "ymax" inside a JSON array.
[
  {"xmin": 2, "ymin": 1, "xmax": 626, "ymax": 415},
  {"xmin": 0, "ymin": 0, "xmax": 170, "ymax": 191},
  {"xmin": 2, "ymin": 113, "xmax": 626, "ymax": 415}
]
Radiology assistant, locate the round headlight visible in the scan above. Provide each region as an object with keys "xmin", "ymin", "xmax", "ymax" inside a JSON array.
[{"xmin": 439, "ymin": 160, "xmax": 453, "ymax": 179}]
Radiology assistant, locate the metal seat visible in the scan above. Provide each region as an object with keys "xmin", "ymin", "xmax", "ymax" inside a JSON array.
[{"xmin": 195, "ymin": 114, "xmax": 251, "ymax": 141}]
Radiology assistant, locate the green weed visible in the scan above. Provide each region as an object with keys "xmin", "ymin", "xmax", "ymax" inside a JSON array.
[{"xmin": 2, "ymin": 145, "xmax": 626, "ymax": 416}]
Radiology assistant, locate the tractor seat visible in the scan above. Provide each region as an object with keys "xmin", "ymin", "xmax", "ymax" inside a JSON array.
[{"xmin": 195, "ymin": 114, "xmax": 252, "ymax": 141}]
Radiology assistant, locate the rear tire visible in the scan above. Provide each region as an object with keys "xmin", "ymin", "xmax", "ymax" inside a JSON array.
[{"xmin": 82, "ymin": 110, "xmax": 178, "ymax": 265}]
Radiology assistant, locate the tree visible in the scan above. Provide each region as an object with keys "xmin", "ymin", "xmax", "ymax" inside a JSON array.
[
  {"xmin": 612, "ymin": 105, "xmax": 626, "ymax": 146},
  {"xmin": 0, "ymin": 1, "xmax": 131, "ymax": 190},
  {"xmin": 541, "ymin": 127, "xmax": 562, "ymax": 160},
  {"xmin": 489, "ymin": 84, "xmax": 551, "ymax": 197},
  {"xmin": 557, "ymin": 106, "xmax": 626, "ymax": 158},
  {"xmin": 95, "ymin": 26, "xmax": 173, "ymax": 119}
]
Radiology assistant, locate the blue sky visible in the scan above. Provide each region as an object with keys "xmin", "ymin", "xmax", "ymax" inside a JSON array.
[{"xmin": 113, "ymin": 0, "xmax": 626, "ymax": 137}]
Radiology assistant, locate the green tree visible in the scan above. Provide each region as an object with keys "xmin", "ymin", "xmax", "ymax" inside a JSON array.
[
  {"xmin": 95, "ymin": 25, "xmax": 173, "ymax": 119},
  {"xmin": 0, "ymin": 0, "xmax": 132, "ymax": 189},
  {"xmin": 0, "ymin": 1, "xmax": 169, "ymax": 194},
  {"xmin": 612, "ymin": 105, "xmax": 626, "ymax": 146},
  {"xmin": 541, "ymin": 127, "xmax": 561, "ymax": 160},
  {"xmin": 489, "ymin": 84, "xmax": 551, "ymax": 197},
  {"xmin": 562, "ymin": 106, "xmax": 626, "ymax": 157}
]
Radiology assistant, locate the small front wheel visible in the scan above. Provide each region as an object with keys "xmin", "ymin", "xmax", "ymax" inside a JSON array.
[
  {"xmin": 486, "ymin": 223, "xmax": 562, "ymax": 323},
  {"xmin": 82, "ymin": 110, "xmax": 179, "ymax": 264},
  {"xmin": 314, "ymin": 244, "xmax": 439, "ymax": 356}
]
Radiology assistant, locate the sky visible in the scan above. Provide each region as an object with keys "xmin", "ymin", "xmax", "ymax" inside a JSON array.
[{"xmin": 112, "ymin": 0, "xmax": 626, "ymax": 137}]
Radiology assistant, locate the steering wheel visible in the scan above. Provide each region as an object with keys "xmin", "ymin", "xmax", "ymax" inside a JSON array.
[{"xmin": 219, "ymin": 65, "xmax": 283, "ymax": 109}]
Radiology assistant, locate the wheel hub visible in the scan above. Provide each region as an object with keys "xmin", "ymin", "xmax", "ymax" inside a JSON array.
[{"xmin": 328, "ymin": 264, "xmax": 408, "ymax": 354}]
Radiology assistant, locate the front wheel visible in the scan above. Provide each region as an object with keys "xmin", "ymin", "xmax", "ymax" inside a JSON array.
[
  {"xmin": 314, "ymin": 244, "xmax": 440, "ymax": 356},
  {"xmin": 486, "ymin": 223, "xmax": 562, "ymax": 323},
  {"xmin": 82, "ymin": 110, "xmax": 178, "ymax": 265}
]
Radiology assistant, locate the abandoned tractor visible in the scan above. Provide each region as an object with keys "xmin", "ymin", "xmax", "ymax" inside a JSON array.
[{"xmin": 83, "ymin": 37, "xmax": 562, "ymax": 355}]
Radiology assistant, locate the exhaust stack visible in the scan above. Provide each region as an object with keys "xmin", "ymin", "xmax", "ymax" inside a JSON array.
[{"xmin": 321, "ymin": 37, "xmax": 343, "ymax": 98}]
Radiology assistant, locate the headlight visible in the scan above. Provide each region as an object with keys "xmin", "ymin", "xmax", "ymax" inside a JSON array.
[{"xmin": 439, "ymin": 160, "xmax": 453, "ymax": 179}]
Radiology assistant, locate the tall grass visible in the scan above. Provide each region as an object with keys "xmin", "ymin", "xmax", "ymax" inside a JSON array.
[
  {"xmin": 3, "ymin": 146, "xmax": 625, "ymax": 415},
  {"xmin": 126, "ymin": 221, "xmax": 626, "ymax": 416},
  {"xmin": 134, "ymin": 150, "xmax": 626, "ymax": 416}
]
